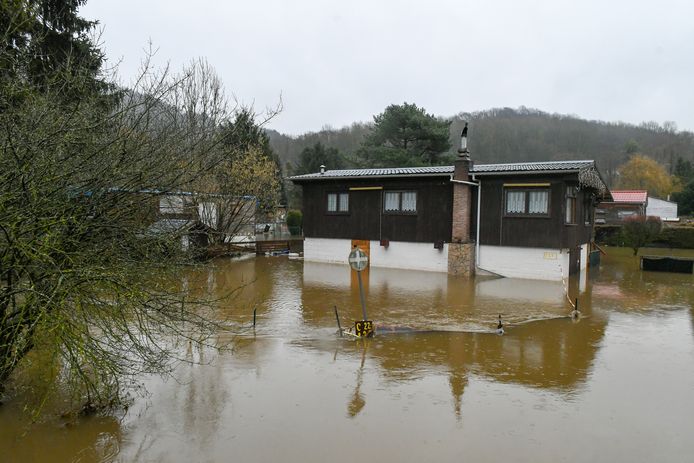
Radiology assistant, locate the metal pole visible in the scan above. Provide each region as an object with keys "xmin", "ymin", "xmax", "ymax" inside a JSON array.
[
  {"xmin": 334, "ymin": 305, "xmax": 343, "ymax": 336},
  {"xmin": 253, "ymin": 307, "xmax": 257, "ymax": 327},
  {"xmin": 357, "ymin": 270, "xmax": 368, "ymax": 321}
]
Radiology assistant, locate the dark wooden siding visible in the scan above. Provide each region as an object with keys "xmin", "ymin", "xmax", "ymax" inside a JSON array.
[
  {"xmin": 298, "ymin": 177, "xmax": 453, "ymax": 243},
  {"xmin": 298, "ymin": 171, "xmax": 597, "ymax": 249},
  {"xmin": 477, "ymin": 174, "xmax": 594, "ymax": 249}
]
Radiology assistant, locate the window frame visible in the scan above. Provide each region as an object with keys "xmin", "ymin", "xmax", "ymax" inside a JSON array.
[
  {"xmin": 383, "ymin": 190, "xmax": 418, "ymax": 215},
  {"xmin": 503, "ymin": 187, "xmax": 551, "ymax": 218},
  {"xmin": 565, "ymin": 185, "xmax": 578, "ymax": 225},
  {"xmin": 326, "ymin": 191, "xmax": 350, "ymax": 215}
]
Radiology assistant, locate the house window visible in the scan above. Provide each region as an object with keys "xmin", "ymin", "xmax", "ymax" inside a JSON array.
[
  {"xmin": 384, "ymin": 191, "xmax": 417, "ymax": 213},
  {"xmin": 565, "ymin": 186, "xmax": 577, "ymax": 224},
  {"xmin": 504, "ymin": 188, "xmax": 549, "ymax": 216},
  {"xmin": 327, "ymin": 192, "xmax": 349, "ymax": 213}
]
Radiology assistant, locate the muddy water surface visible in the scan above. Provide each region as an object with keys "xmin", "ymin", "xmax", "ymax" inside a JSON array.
[{"xmin": 1, "ymin": 248, "xmax": 693, "ymax": 462}]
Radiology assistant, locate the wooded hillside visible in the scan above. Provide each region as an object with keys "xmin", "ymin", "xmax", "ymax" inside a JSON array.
[{"xmin": 269, "ymin": 107, "xmax": 694, "ymax": 187}]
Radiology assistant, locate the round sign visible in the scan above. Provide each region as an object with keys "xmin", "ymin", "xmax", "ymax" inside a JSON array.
[{"xmin": 348, "ymin": 247, "xmax": 369, "ymax": 271}]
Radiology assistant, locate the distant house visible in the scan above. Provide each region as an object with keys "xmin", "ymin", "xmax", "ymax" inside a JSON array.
[
  {"xmin": 146, "ymin": 217, "xmax": 212, "ymax": 252},
  {"xmin": 155, "ymin": 192, "xmax": 257, "ymax": 245},
  {"xmin": 595, "ymin": 190, "xmax": 647, "ymax": 225},
  {"xmin": 646, "ymin": 196, "xmax": 678, "ymax": 221},
  {"xmin": 290, "ymin": 155, "xmax": 609, "ymax": 281}
]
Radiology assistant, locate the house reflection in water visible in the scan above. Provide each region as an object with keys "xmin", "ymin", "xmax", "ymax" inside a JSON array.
[{"xmin": 301, "ymin": 261, "xmax": 607, "ymax": 419}]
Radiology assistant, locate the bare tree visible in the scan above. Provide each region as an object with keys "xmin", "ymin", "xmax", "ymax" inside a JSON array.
[{"xmin": 0, "ymin": 38, "xmax": 261, "ymax": 414}]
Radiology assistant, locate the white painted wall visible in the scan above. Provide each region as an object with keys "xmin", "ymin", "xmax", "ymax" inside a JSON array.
[
  {"xmin": 580, "ymin": 243, "xmax": 589, "ymax": 270},
  {"xmin": 303, "ymin": 238, "xmax": 352, "ymax": 264},
  {"xmin": 478, "ymin": 245, "xmax": 571, "ymax": 281},
  {"xmin": 306, "ymin": 238, "xmax": 590, "ymax": 281},
  {"xmin": 646, "ymin": 196, "xmax": 678, "ymax": 219},
  {"xmin": 369, "ymin": 240, "xmax": 449, "ymax": 272},
  {"xmin": 303, "ymin": 238, "xmax": 449, "ymax": 272},
  {"xmin": 579, "ymin": 243, "xmax": 589, "ymax": 292},
  {"xmin": 303, "ymin": 261, "xmax": 449, "ymax": 293}
]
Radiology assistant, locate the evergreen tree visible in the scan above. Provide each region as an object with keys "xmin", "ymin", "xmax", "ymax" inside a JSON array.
[
  {"xmin": 294, "ymin": 142, "xmax": 344, "ymax": 174},
  {"xmin": 220, "ymin": 109, "xmax": 286, "ymax": 204},
  {"xmin": 674, "ymin": 156, "xmax": 694, "ymax": 183},
  {"xmin": 1, "ymin": 0, "xmax": 106, "ymax": 101},
  {"xmin": 356, "ymin": 103, "xmax": 452, "ymax": 167},
  {"xmin": 673, "ymin": 180, "xmax": 694, "ymax": 216}
]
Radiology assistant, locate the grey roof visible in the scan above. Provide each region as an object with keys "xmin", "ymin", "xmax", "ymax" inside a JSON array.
[
  {"xmin": 473, "ymin": 160, "xmax": 595, "ymax": 174},
  {"xmin": 288, "ymin": 160, "xmax": 597, "ymax": 181},
  {"xmin": 289, "ymin": 165, "xmax": 453, "ymax": 181}
]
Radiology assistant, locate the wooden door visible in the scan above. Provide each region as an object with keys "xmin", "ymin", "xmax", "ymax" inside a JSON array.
[
  {"xmin": 350, "ymin": 240, "xmax": 370, "ymax": 301},
  {"xmin": 350, "ymin": 239, "xmax": 370, "ymax": 265}
]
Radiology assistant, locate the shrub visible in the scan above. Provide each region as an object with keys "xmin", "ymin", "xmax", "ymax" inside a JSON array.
[
  {"xmin": 287, "ymin": 210, "xmax": 303, "ymax": 235},
  {"xmin": 621, "ymin": 216, "xmax": 662, "ymax": 255}
]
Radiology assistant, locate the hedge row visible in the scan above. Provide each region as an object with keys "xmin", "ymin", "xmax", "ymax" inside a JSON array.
[
  {"xmin": 651, "ymin": 227, "xmax": 694, "ymax": 249},
  {"xmin": 598, "ymin": 226, "xmax": 694, "ymax": 249}
]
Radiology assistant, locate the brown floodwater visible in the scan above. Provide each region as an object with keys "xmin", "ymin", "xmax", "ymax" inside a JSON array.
[{"xmin": 1, "ymin": 247, "xmax": 693, "ymax": 462}]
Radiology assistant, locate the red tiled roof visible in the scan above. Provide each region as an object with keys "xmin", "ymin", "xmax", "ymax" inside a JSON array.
[{"xmin": 610, "ymin": 190, "xmax": 648, "ymax": 203}]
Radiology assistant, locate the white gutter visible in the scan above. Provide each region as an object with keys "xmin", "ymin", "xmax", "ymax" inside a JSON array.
[
  {"xmin": 449, "ymin": 178, "xmax": 479, "ymax": 186},
  {"xmin": 473, "ymin": 174, "xmax": 481, "ymax": 268}
]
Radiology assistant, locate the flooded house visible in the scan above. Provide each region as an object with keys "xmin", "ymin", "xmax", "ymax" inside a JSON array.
[
  {"xmin": 146, "ymin": 191, "xmax": 257, "ymax": 245},
  {"xmin": 290, "ymin": 149, "xmax": 609, "ymax": 281}
]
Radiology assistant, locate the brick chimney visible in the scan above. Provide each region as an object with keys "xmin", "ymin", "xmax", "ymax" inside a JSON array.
[{"xmin": 451, "ymin": 123, "xmax": 472, "ymax": 242}]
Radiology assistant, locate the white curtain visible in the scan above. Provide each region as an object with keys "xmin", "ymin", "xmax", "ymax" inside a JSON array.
[
  {"xmin": 327, "ymin": 193, "xmax": 337, "ymax": 211},
  {"xmin": 339, "ymin": 193, "xmax": 349, "ymax": 212},
  {"xmin": 385, "ymin": 192, "xmax": 399, "ymax": 211},
  {"xmin": 566, "ymin": 197, "xmax": 576, "ymax": 223},
  {"xmin": 506, "ymin": 190, "xmax": 525, "ymax": 213},
  {"xmin": 528, "ymin": 190, "xmax": 548, "ymax": 214},
  {"xmin": 401, "ymin": 192, "xmax": 417, "ymax": 211}
]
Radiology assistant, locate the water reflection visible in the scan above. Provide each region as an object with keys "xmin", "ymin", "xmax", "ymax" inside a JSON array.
[
  {"xmin": 2, "ymin": 247, "xmax": 693, "ymax": 462},
  {"xmin": 302, "ymin": 261, "xmax": 578, "ymax": 332},
  {"xmin": 347, "ymin": 342, "xmax": 368, "ymax": 418},
  {"xmin": 320, "ymin": 311, "xmax": 606, "ymax": 420}
]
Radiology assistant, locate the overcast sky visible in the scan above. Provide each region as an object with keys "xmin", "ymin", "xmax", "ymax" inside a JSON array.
[{"xmin": 81, "ymin": 0, "xmax": 694, "ymax": 135}]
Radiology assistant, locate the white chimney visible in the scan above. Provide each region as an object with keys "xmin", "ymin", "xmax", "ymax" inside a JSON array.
[{"xmin": 320, "ymin": 164, "xmax": 326, "ymax": 174}]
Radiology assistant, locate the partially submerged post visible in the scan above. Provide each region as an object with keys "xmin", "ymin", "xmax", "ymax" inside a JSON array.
[
  {"xmin": 348, "ymin": 246, "xmax": 373, "ymax": 337},
  {"xmin": 334, "ymin": 305, "xmax": 343, "ymax": 337}
]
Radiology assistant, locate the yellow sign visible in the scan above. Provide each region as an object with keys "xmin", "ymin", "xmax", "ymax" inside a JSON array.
[
  {"xmin": 354, "ymin": 320, "xmax": 374, "ymax": 338},
  {"xmin": 503, "ymin": 183, "xmax": 551, "ymax": 187}
]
